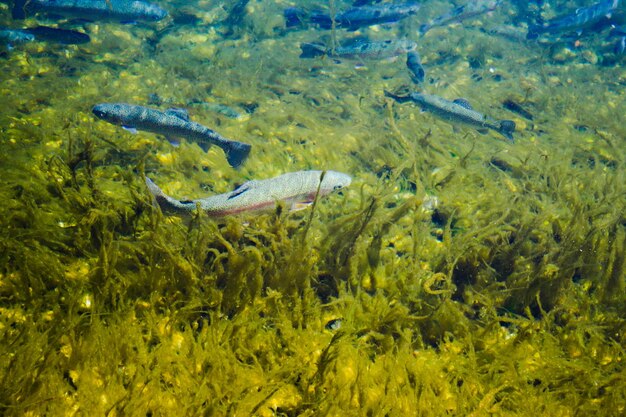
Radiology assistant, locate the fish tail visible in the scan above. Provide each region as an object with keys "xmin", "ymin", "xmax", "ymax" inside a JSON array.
[
  {"xmin": 284, "ymin": 7, "xmax": 306, "ymax": 27},
  {"xmin": 498, "ymin": 120, "xmax": 516, "ymax": 141},
  {"xmin": 224, "ymin": 141, "xmax": 252, "ymax": 168},
  {"xmin": 384, "ymin": 90, "xmax": 412, "ymax": 103},
  {"xmin": 299, "ymin": 42, "xmax": 326, "ymax": 58},
  {"xmin": 145, "ymin": 177, "xmax": 192, "ymax": 213}
]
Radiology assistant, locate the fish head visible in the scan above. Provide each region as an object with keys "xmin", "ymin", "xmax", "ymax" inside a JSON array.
[
  {"xmin": 320, "ymin": 171, "xmax": 352, "ymax": 195},
  {"xmin": 92, "ymin": 103, "xmax": 129, "ymax": 124}
]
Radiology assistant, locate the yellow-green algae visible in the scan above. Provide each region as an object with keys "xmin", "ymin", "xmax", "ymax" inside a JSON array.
[{"xmin": 0, "ymin": 1, "xmax": 625, "ymax": 415}]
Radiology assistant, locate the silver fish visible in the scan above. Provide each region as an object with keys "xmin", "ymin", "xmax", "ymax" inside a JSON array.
[
  {"xmin": 419, "ymin": 0, "xmax": 501, "ymax": 34},
  {"xmin": 145, "ymin": 170, "xmax": 352, "ymax": 217},
  {"xmin": 13, "ymin": 0, "xmax": 168, "ymax": 22},
  {"xmin": 527, "ymin": 0, "xmax": 620, "ymax": 39},
  {"xmin": 300, "ymin": 38, "xmax": 417, "ymax": 60},
  {"xmin": 385, "ymin": 91, "xmax": 515, "ymax": 141},
  {"xmin": 92, "ymin": 103, "xmax": 251, "ymax": 168}
]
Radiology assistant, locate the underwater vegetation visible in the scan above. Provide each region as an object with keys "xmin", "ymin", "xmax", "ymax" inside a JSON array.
[{"xmin": 0, "ymin": 0, "xmax": 625, "ymax": 415}]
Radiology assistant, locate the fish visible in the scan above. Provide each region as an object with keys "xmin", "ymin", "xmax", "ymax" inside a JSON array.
[
  {"xmin": 145, "ymin": 170, "xmax": 352, "ymax": 217},
  {"xmin": 285, "ymin": 3, "xmax": 420, "ymax": 31},
  {"xmin": 502, "ymin": 99, "xmax": 533, "ymax": 121},
  {"xmin": 385, "ymin": 91, "xmax": 516, "ymax": 141},
  {"xmin": 406, "ymin": 50, "xmax": 425, "ymax": 84},
  {"xmin": 299, "ymin": 38, "xmax": 417, "ymax": 60},
  {"xmin": 0, "ymin": 26, "xmax": 90, "ymax": 47},
  {"xmin": 527, "ymin": 0, "xmax": 620, "ymax": 39},
  {"xmin": 92, "ymin": 103, "xmax": 251, "ymax": 168},
  {"xmin": 22, "ymin": 26, "xmax": 91, "ymax": 44},
  {"xmin": 12, "ymin": 0, "xmax": 168, "ymax": 22},
  {"xmin": 419, "ymin": 0, "xmax": 501, "ymax": 35}
]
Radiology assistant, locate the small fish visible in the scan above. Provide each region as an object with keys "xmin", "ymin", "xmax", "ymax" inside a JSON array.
[
  {"xmin": 527, "ymin": 0, "xmax": 620, "ymax": 39},
  {"xmin": 285, "ymin": 3, "xmax": 420, "ymax": 31},
  {"xmin": 23, "ymin": 26, "xmax": 90, "ymax": 44},
  {"xmin": 92, "ymin": 103, "xmax": 251, "ymax": 168},
  {"xmin": 299, "ymin": 38, "xmax": 417, "ymax": 60},
  {"xmin": 385, "ymin": 91, "xmax": 515, "ymax": 141},
  {"xmin": 145, "ymin": 170, "xmax": 352, "ymax": 217},
  {"xmin": 419, "ymin": 0, "xmax": 501, "ymax": 35},
  {"xmin": 502, "ymin": 99, "xmax": 533, "ymax": 121},
  {"xmin": 406, "ymin": 50, "xmax": 425, "ymax": 84},
  {"xmin": 0, "ymin": 26, "xmax": 90, "ymax": 47},
  {"xmin": 13, "ymin": 0, "xmax": 168, "ymax": 22}
]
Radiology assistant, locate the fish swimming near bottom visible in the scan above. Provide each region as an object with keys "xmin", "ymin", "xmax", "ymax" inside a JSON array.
[
  {"xmin": 1, "ymin": 26, "xmax": 90, "ymax": 47},
  {"xmin": 92, "ymin": 103, "xmax": 251, "ymax": 168},
  {"xmin": 527, "ymin": 0, "xmax": 620, "ymax": 39},
  {"xmin": 385, "ymin": 91, "xmax": 515, "ymax": 140},
  {"xmin": 145, "ymin": 170, "xmax": 352, "ymax": 217},
  {"xmin": 299, "ymin": 38, "xmax": 417, "ymax": 60},
  {"xmin": 406, "ymin": 50, "xmax": 425, "ymax": 84},
  {"xmin": 12, "ymin": 0, "xmax": 168, "ymax": 22},
  {"xmin": 419, "ymin": 0, "xmax": 501, "ymax": 35}
]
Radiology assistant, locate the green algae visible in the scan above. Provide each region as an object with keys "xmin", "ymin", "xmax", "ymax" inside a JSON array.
[{"xmin": 1, "ymin": 0, "xmax": 626, "ymax": 415}]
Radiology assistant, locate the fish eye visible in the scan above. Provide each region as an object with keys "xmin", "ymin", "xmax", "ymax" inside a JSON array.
[{"xmin": 333, "ymin": 184, "xmax": 343, "ymax": 190}]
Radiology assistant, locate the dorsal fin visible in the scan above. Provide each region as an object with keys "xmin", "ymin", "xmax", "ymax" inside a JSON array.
[
  {"xmin": 453, "ymin": 98, "xmax": 473, "ymax": 110},
  {"xmin": 165, "ymin": 107, "xmax": 190, "ymax": 121},
  {"xmin": 228, "ymin": 181, "xmax": 256, "ymax": 199}
]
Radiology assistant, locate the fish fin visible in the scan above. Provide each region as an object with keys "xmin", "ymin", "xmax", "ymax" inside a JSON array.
[
  {"xmin": 498, "ymin": 120, "xmax": 516, "ymax": 141},
  {"xmin": 145, "ymin": 177, "xmax": 164, "ymax": 198},
  {"xmin": 165, "ymin": 137, "xmax": 181, "ymax": 147},
  {"xmin": 224, "ymin": 141, "xmax": 252, "ymax": 168},
  {"xmin": 198, "ymin": 142, "xmax": 211, "ymax": 152},
  {"xmin": 122, "ymin": 126, "xmax": 138, "ymax": 134},
  {"xmin": 453, "ymin": 98, "xmax": 473, "ymax": 110},
  {"xmin": 299, "ymin": 42, "xmax": 326, "ymax": 58},
  {"xmin": 228, "ymin": 182, "xmax": 254, "ymax": 199},
  {"xmin": 291, "ymin": 201, "xmax": 313, "ymax": 211},
  {"xmin": 165, "ymin": 107, "xmax": 190, "ymax": 121},
  {"xmin": 476, "ymin": 128, "xmax": 489, "ymax": 135}
]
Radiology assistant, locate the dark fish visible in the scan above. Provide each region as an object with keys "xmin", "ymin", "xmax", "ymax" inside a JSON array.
[
  {"xmin": 299, "ymin": 38, "xmax": 417, "ymax": 60},
  {"xmin": 146, "ymin": 171, "xmax": 352, "ymax": 217},
  {"xmin": 419, "ymin": 0, "xmax": 501, "ymax": 34},
  {"xmin": 13, "ymin": 0, "xmax": 168, "ymax": 22},
  {"xmin": 23, "ymin": 26, "xmax": 90, "ymax": 44},
  {"xmin": 285, "ymin": 3, "xmax": 420, "ymax": 31},
  {"xmin": 406, "ymin": 50, "xmax": 425, "ymax": 84},
  {"xmin": 385, "ymin": 91, "xmax": 515, "ymax": 141},
  {"xmin": 92, "ymin": 103, "xmax": 251, "ymax": 168},
  {"xmin": 502, "ymin": 99, "xmax": 533, "ymax": 121},
  {"xmin": 527, "ymin": 0, "xmax": 620, "ymax": 39}
]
